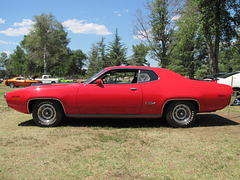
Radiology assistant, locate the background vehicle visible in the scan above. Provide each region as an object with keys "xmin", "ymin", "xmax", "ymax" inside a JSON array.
[
  {"xmin": 216, "ymin": 71, "xmax": 240, "ymax": 105},
  {"xmin": 35, "ymin": 75, "xmax": 61, "ymax": 83},
  {"xmin": 5, "ymin": 66, "xmax": 234, "ymax": 128},
  {"xmin": 4, "ymin": 77, "xmax": 39, "ymax": 88},
  {"xmin": 57, "ymin": 77, "xmax": 73, "ymax": 83},
  {"xmin": 199, "ymin": 73, "xmax": 227, "ymax": 82}
]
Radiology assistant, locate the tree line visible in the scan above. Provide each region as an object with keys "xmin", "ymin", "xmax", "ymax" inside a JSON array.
[{"xmin": 0, "ymin": 0, "xmax": 239, "ymax": 79}]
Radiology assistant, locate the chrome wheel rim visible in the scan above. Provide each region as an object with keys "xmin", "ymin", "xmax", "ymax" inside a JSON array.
[
  {"xmin": 172, "ymin": 104, "xmax": 192, "ymax": 124},
  {"xmin": 37, "ymin": 104, "xmax": 56, "ymax": 125}
]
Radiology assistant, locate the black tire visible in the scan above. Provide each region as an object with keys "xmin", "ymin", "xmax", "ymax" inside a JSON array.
[
  {"xmin": 9, "ymin": 82, "xmax": 15, "ymax": 88},
  {"xmin": 32, "ymin": 100, "xmax": 64, "ymax": 127},
  {"xmin": 232, "ymin": 88, "xmax": 240, "ymax": 106},
  {"xmin": 165, "ymin": 101, "xmax": 197, "ymax": 128}
]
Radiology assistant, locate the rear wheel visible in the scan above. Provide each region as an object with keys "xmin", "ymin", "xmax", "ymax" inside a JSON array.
[
  {"xmin": 32, "ymin": 100, "xmax": 64, "ymax": 127},
  {"xmin": 165, "ymin": 101, "xmax": 197, "ymax": 128}
]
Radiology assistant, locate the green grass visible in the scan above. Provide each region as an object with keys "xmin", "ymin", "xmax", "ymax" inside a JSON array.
[{"xmin": 0, "ymin": 83, "xmax": 240, "ymax": 179}]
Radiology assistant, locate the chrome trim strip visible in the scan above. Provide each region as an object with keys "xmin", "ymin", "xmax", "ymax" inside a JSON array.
[
  {"xmin": 27, "ymin": 98, "xmax": 66, "ymax": 114},
  {"xmin": 161, "ymin": 99, "xmax": 200, "ymax": 113},
  {"xmin": 66, "ymin": 114, "xmax": 161, "ymax": 118}
]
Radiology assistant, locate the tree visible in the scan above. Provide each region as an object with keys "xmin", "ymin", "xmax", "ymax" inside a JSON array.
[
  {"xmin": 168, "ymin": 0, "xmax": 208, "ymax": 79},
  {"xmin": 0, "ymin": 52, "xmax": 7, "ymax": 78},
  {"xmin": 134, "ymin": 0, "xmax": 181, "ymax": 67},
  {"xmin": 108, "ymin": 29, "xmax": 127, "ymax": 66},
  {"xmin": 219, "ymin": 34, "xmax": 240, "ymax": 72},
  {"xmin": 87, "ymin": 43, "xmax": 102, "ymax": 76},
  {"xmin": 128, "ymin": 43, "xmax": 150, "ymax": 66},
  {"xmin": 6, "ymin": 46, "xmax": 27, "ymax": 76},
  {"xmin": 195, "ymin": 0, "xmax": 240, "ymax": 74},
  {"xmin": 68, "ymin": 49, "xmax": 87, "ymax": 77},
  {"xmin": 22, "ymin": 13, "xmax": 70, "ymax": 74},
  {"xmin": 97, "ymin": 37, "xmax": 110, "ymax": 68}
]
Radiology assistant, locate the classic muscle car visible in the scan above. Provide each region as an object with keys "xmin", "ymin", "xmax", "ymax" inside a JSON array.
[
  {"xmin": 4, "ymin": 77, "xmax": 39, "ymax": 88},
  {"xmin": 4, "ymin": 66, "xmax": 235, "ymax": 128}
]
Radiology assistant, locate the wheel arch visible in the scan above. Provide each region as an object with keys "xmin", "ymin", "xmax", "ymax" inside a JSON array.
[
  {"xmin": 162, "ymin": 99, "xmax": 200, "ymax": 115},
  {"xmin": 28, "ymin": 98, "xmax": 66, "ymax": 114}
]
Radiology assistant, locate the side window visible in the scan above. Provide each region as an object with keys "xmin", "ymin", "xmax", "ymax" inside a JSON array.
[
  {"xmin": 139, "ymin": 70, "xmax": 158, "ymax": 83},
  {"xmin": 91, "ymin": 69, "xmax": 139, "ymax": 84}
]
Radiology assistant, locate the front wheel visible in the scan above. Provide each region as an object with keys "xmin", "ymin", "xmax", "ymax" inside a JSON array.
[
  {"xmin": 165, "ymin": 101, "xmax": 197, "ymax": 128},
  {"xmin": 232, "ymin": 88, "xmax": 240, "ymax": 106},
  {"xmin": 9, "ymin": 82, "xmax": 15, "ymax": 88},
  {"xmin": 32, "ymin": 100, "xmax": 64, "ymax": 127}
]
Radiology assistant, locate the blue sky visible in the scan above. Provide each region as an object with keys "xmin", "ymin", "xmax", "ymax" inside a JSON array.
[{"xmin": 0, "ymin": 0, "xmax": 158, "ymax": 67}]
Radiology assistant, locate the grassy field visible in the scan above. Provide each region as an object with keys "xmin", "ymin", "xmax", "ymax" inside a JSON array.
[{"xmin": 0, "ymin": 84, "xmax": 240, "ymax": 179}]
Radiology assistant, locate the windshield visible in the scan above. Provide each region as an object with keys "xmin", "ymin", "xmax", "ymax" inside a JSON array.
[{"xmin": 83, "ymin": 69, "xmax": 105, "ymax": 84}]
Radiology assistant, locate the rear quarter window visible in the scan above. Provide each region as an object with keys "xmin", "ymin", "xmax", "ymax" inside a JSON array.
[{"xmin": 139, "ymin": 70, "xmax": 159, "ymax": 83}]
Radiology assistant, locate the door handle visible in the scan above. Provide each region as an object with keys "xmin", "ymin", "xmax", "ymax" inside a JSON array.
[{"xmin": 131, "ymin": 88, "xmax": 137, "ymax": 91}]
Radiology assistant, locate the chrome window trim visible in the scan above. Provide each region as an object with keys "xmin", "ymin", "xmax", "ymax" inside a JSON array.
[
  {"xmin": 27, "ymin": 98, "xmax": 66, "ymax": 114},
  {"xmin": 88, "ymin": 68, "xmax": 160, "ymax": 85}
]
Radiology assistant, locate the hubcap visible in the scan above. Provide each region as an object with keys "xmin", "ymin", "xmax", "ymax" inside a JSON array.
[
  {"xmin": 172, "ymin": 104, "xmax": 192, "ymax": 124},
  {"xmin": 37, "ymin": 103, "xmax": 56, "ymax": 125}
]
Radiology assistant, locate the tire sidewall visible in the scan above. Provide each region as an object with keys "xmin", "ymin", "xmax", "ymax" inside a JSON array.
[
  {"xmin": 166, "ymin": 101, "xmax": 196, "ymax": 128},
  {"xmin": 32, "ymin": 100, "xmax": 63, "ymax": 127}
]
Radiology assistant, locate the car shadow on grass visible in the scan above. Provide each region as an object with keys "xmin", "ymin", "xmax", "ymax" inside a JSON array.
[{"xmin": 18, "ymin": 113, "xmax": 239, "ymax": 128}]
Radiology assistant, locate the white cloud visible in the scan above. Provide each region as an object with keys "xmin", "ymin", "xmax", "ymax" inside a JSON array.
[
  {"xmin": 172, "ymin": 15, "xmax": 181, "ymax": 21},
  {"xmin": 0, "ymin": 18, "xmax": 6, "ymax": 24},
  {"xmin": 133, "ymin": 29, "xmax": 152, "ymax": 40},
  {"xmin": 3, "ymin": 51, "xmax": 11, "ymax": 56},
  {"xmin": 114, "ymin": 11, "xmax": 122, "ymax": 17},
  {"xmin": 0, "ymin": 40, "xmax": 18, "ymax": 45},
  {"xmin": 0, "ymin": 19, "xmax": 34, "ymax": 36},
  {"xmin": 62, "ymin": 19, "xmax": 112, "ymax": 35},
  {"xmin": 13, "ymin": 19, "xmax": 34, "ymax": 27}
]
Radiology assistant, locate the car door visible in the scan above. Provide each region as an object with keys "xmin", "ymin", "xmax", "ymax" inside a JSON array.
[
  {"xmin": 77, "ymin": 69, "xmax": 143, "ymax": 115},
  {"xmin": 15, "ymin": 77, "xmax": 24, "ymax": 86}
]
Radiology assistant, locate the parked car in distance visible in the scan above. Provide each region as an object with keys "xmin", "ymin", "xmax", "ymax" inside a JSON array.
[
  {"xmin": 57, "ymin": 77, "xmax": 73, "ymax": 83},
  {"xmin": 4, "ymin": 66, "xmax": 235, "ymax": 128},
  {"xmin": 199, "ymin": 73, "xmax": 227, "ymax": 82},
  {"xmin": 4, "ymin": 77, "xmax": 39, "ymax": 88},
  {"xmin": 216, "ymin": 71, "xmax": 240, "ymax": 106},
  {"xmin": 35, "ymin": 75, "xmax": 61, "ymax": 84}
]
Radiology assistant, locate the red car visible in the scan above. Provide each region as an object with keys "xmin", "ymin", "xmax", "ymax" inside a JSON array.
[{"xmin": 4, "ymin": 66, "xmax": 235, "ymax": 128}]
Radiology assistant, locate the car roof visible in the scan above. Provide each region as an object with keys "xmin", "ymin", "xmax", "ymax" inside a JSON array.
[{"xmin": 105, "ymin": 66, "xmax": 159, "ymax": 71}]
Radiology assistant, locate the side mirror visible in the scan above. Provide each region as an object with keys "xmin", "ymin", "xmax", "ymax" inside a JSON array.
[{"xmin": 96, "ymin": 79, "xmax": 103, "ymax": 87}]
